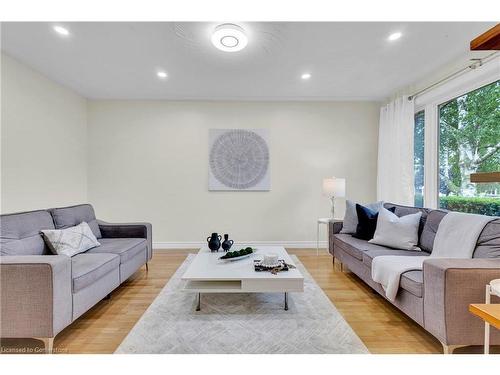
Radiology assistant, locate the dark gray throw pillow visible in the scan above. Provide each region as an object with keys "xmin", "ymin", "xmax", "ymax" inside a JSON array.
[
  {"xmin": 341, "ymin": 200, "xmax": 384, "ymax": 234},
  {"xmin": 353, "ymin": 204, "xmax": 396, "ymax": 241}
]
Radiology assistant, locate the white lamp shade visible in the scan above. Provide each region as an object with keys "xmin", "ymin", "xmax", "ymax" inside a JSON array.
[{"xmin": 322, "ymin": 177, "xmax": 346, "ymax": 197}]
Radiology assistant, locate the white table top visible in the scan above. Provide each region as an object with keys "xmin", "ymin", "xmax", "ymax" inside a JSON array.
[
  {"xmin": 318, "ymin": 217, "xmax": 343, "ymax": 224},
  {"xmin": 181, "ymin": 246, "xmax": 304, "ymax": 281}
]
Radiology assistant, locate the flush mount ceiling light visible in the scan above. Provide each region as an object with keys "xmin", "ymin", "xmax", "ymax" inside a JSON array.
[
  {"xmin": 388, "ymin": 32, "xmax": 402, "ymax": 41},
  {"xmin": 53, "ymin": 25, "xmax": 70, "ymax": 37},
  {"xmin": 301, "ymin": 73, "xmax": 312, "ymax": 80},
  {"xmin": 211, "ymin": 24, "xmax": 248, "ymax": 52},
  {"xmin": 156, "ymin": 71, "xmax": 168, "ymax": 80}
]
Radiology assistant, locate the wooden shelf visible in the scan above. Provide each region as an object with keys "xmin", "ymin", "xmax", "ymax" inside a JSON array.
[
  {"xmin": 469, "ymin": 304, "xmax": 500, "ymax": 330},
  {"xmin": 470, "ymin": 24, "xmax": 500, "ymax": 50},
  {"xmin": 183, "ymin": 280, "xmax": 242, "ymax": 293},
  {"xmin": 470, "ymin": 172, "xmax": 500, "ymax": 183}
]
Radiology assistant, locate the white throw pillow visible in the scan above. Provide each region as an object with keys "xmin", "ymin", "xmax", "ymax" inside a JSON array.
[
  {"xmin": 369, "ymin": 208, "xmax": 422, "ymax": 250},
  {"xmin": 41, "ymin": 222, "xmax": 100, "ymax": 257}
]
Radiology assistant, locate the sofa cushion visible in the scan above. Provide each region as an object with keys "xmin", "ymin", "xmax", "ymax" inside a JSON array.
[
  {"xmin": 400, "ymin": 270, "xmax": 423, "ymax": 298},
  {"xmin": 419, "ymin": 210, "xmax": 447, "ymax": 253},
  {"xmin": 86, "ymin": 238, "xmax": 147, "ymax": 263},
  {"xmin": 72, "ymin": 253, "xmax": 120, "ymax": 292},
  {"xmin": 418, "ymin": 211, "xmax": 499, "ymax": 258},
  {"xmin": 362, "ymin": 248, "xmax": 429, "ymax": 268},
  {"xmin": 474, "ymin": 218, "xmax": 500, "ymax": 259},
  {"xmin": 0, "ymin": 210, "xmax": 54, "ymax": 255},
  {"xmin": 49, "ymin": 204, "xmax": 102, "ymax": 239},
  {"xmin": 334, "ymin": 234, "xmax": 391, "ymax": 260},
  {"xmin": 384, "ymin": 202, "xmax": 429, "ymax": 217}
]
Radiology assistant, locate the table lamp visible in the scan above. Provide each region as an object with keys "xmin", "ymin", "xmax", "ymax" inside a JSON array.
[{"xmin": 322, "ymin": 177, "xmax": 346, "ymax": 220}]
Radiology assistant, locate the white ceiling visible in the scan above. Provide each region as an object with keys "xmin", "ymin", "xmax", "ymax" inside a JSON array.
[{"xmin": 1, "ymin": 22, "xmax": 495, "ymax": 101}]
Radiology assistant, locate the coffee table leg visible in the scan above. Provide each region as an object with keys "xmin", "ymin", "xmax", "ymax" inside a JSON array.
[
  {"xmin": 284, "ymin": 292, "xmax": 288, "ymax": 311},
  {"xmin": 196, "ymin": 293, "xmax": 201, "ymax": 311}
]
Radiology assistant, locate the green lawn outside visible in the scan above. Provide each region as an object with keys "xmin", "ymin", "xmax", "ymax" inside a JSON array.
[
  {"xmin": 439, "ymin": 196, "xmax": 500, "ymax": 216},
  {"xmin": 414, "ymin": 194, "xmax": 499, "ymax": 216}
]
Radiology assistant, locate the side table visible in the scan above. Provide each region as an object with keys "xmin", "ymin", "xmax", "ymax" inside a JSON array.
[
  {"xmin": 316, "ymin": 217, "xmax": 342, "ymax": 256},
  {"xmin": 469, "ymin": 279, "xmax": 500, "ymax": 354}
]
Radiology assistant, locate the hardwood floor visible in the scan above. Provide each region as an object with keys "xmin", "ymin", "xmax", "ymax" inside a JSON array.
[{"xmin": 1, "ymin": 249, "xmax": 496, "ymax": 354}]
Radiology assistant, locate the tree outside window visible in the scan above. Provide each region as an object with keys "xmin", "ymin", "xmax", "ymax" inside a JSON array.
[{"xmin": 438, "ymin": 80, "xmax": 500, "ymax": 215}]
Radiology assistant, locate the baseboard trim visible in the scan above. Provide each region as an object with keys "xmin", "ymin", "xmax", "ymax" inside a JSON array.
[{"xmin": 153, "ymin": 241, "xmax": 327, "ymax": 250}]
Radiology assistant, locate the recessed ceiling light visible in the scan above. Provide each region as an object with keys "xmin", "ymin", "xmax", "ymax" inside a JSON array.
[
  {"xmin": 157, "ymin": 71, "xmax": 168, "ymax": 79},
  {"xmin": 53, "ymin": 25, "xmax": 70, "ymax": 37},
  {"xmin": 211, "ymin": 24, "xmax": 248, "ymax": 52},
  {"xmin": 388, "ymin": 32, "xmax": 402, "ymax": 41},
  {"xmin": 301, "ymin": 73, "xmax": 312, "ymax": 80}
]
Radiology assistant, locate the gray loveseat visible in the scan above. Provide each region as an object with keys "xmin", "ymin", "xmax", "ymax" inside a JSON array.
[
  {"xmin": 0, "ymin": 204, "xmax": 152, "ymax": 353},
  {"xmin": 329, "ymin": 203, "xmax": 500, "ymax": 354}
]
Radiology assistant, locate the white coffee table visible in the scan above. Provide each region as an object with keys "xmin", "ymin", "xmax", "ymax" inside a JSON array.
[{"xmin": 181, "ymin": 246, "xmax": 304, "ymax": 311}]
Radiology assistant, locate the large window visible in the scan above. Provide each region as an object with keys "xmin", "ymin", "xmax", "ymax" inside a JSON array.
[
  {"xmin": 414, "ymin": 110, "xmax": 425, "ymax": 207},
  {"xmin": 438, "ymin": 80, "xmax": 500, "ymax": 216}
]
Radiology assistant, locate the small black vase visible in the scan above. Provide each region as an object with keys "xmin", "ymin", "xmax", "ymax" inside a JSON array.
[
  {"xmin": 221, "ymin": 234, "xmax": 234, "ymax": 252},
  {"xmin": 207, "ymin": 233, "xmax": 222, "ymax": 252}
]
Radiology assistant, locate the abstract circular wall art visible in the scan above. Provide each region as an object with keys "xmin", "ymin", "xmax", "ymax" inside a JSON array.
[{"xmin": 209, "ymin": 129, "xmax": 270, "ymax": 191}]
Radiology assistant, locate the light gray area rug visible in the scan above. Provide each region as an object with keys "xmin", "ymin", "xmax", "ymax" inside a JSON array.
[{"xmin": 115, "ymin": 255, "xmax": 369, "ymax": 354}]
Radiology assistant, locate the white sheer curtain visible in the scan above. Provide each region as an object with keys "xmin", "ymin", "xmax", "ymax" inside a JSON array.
[{"xmin": 376, "ymin": 96, "xmax": 415, "ymax": 205}]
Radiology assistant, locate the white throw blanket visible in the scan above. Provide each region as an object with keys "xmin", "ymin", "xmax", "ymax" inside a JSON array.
[
  {"xmin": 431, "ymin": 212, "xmax": 495, "ymax": 258},
  {"xmin": 371, "ymin": 255, "xmax": 427, "ymax": 301},
  {"xmin": 372, "ymin": 212, "xmax": 495, "ymax": 301}
]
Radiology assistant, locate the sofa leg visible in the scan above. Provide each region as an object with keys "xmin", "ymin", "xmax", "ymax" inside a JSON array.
[
  {"xmin": 145, "ymin": 262, "xmax": 149, "ymax": 272},
  {"xmin": 104, "ymin": 293, "xmax": 111, "ymax": 300},
  {"xmin": 37, "ymin": 337, "xmax": 54, "ymax": 354},
  {"xmin": 442, "ymin": 344, "xmax": 452, "ymax": 354},
  {"xmin": 442, "ymin": 343, "xmax": 465, "ymax": 354},
  {"xmin": 335, "ymin": 261, "xmax": 343, "ymax": 272}
]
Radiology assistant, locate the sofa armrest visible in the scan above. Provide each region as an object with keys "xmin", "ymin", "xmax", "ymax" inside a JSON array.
[
  {"xmin": 97, "ymin": 220, "xmax": 152, "ymax": 261},
  {"xmin": 328, "ymin": 220, "xmax": 343, "ymax": 256},
  {"xmin": 0, "ymin": 255, "xmax": 72, "ymax": 338},
  {"xmin": 423, "ymin": 258, "xmax": 500, "ymax": 346},
  {"xmin": 329, "ymin": 220, "xmax": 343, "ymax": 235}
]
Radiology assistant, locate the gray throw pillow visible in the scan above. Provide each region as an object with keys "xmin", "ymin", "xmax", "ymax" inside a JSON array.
[
  {"xmin": 341, "ymin": 200, "xmax": 384, "ymax": 234},
  {"xmin": 369, "ymin": 207, "xmax": 422, "ymax": 250}
]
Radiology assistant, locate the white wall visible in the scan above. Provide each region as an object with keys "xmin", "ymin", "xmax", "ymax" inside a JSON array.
[
  {"xmin": 1, "ymin": 53, "xmax": 88, "ymax": 213},
  {"xmin": 88, "ymin": 101, "xmax": 379, "ymax": 246},
  {"xmin": 0, "ymin": 55, "xmax": 380, "ymax": 245}
]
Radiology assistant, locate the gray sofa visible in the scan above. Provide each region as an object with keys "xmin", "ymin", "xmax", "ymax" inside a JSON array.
[
  {"xmin": 0, "ymin": 204, "xmax": 152, "ymax": 353},
  {"xmin": 329, "ymin": 202, "xmax": 500, "ymax": 353}
]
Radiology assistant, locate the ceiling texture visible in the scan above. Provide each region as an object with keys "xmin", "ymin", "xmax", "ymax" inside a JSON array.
[{"xmin": 1, "ymin": 22, "xmax": 495, "ymax": 100}]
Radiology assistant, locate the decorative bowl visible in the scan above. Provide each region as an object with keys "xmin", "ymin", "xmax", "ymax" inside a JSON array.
[
  {"xmin": 219, "ymin": 247, "xmax": 256, "ymax": 262},
  {"xmin": 259, "ymin": 253, "xmax": 280, "ymax": 268}
]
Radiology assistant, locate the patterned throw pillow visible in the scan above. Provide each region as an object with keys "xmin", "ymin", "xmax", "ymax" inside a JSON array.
[{"xmin": 41, "ymin": 222, "xmax": 100, "ymax": 257}]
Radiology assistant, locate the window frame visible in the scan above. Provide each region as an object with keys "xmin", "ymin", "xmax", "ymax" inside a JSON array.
[
  {"xmin": 413, "ymin": 56, "xmax": 499, "ymax": 208},
  {"xmin": 413, "ymin": 110, "xmax": 425, "ymax": 207}
]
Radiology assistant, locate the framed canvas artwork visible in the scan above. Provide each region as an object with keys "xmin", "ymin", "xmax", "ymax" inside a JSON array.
[{"xmin": 208, "ymin": 129, "xmax": 270, "ymax": 191}]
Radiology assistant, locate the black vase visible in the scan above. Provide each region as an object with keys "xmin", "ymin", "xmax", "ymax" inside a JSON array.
[
  {"xmin": 207, "ymin": 233, "xmax": 222, "ymax": 252},
  {"xmin": 221, "ymin": 234, "xmax": 234, "ymax": 252}
]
